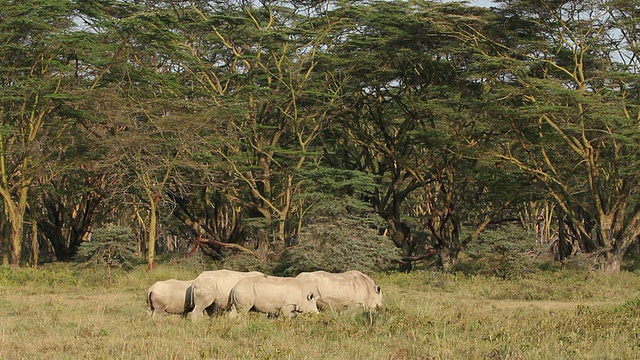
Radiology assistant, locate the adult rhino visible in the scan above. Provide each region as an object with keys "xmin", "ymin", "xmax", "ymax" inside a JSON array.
[
  {"xmin": 295, "ymin": 270, "xmax": 382, "ymax": 311},
  {"xmin": 229, "ymin": 275, "xmax": 319, "ymax": 318},
  {"xmin": 188, "ymin": 269, "xmax": 264, "ymax": 321},
  {"xmin": 146, "ymin": 279, "xmax": 193, "ymax": 318}
]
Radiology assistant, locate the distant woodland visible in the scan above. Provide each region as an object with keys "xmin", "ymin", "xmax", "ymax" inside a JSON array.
[{"xmin": 1, "ymin": 0, "xmax": 639, "ymax": 273}]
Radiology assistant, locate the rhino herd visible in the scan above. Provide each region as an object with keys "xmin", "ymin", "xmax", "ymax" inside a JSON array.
[{"xmin": 146, "ymin": 270, "xmax": 383, "ymax": 319}]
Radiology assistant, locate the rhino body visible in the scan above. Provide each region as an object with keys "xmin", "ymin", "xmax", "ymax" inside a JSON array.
[
  {"xmin": 189, "ymin": 269, "xmax": 264, "ymax": 321},
  {"xmin": 146, "ymin": 279, "xmax": 193, "ymax": 318},
  {"xmin": 295, "ymin": 270, "xmax": 382, "ymax": 311},
  {"xmin": 230, "ymin": 275, "xmax": 319, "ymax": 318}
]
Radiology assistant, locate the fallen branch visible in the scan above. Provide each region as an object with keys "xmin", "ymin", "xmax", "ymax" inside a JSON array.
[
  {"xmin": 401, "ymin": 247, "xmax": 440, "ymax": 262},
  {"xmin": 186, "ymin": 234, "xmax": 256, "ymax": 258}
]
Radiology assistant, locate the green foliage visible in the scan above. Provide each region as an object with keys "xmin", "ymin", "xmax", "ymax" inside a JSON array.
[
  {"xmin": 73, "ymin": 225, "xmax": 139, "ymax": 274},
  {"xmin": 275, "ymin": 230, "xmax": 401, "ymax": 276},
  {"xmin": 275, "ymin": 197, "xmax": 402, "ymax": 276},
  {"xmin": 458, "ymin": 224, "xmax": 543, "ymax": 279},
  {"xmin": 218, "ymin": 254, "xmax": 274, "ymax": 274},
  {"xmin": 3, "ymin": 0, "xmax": 639, "ymax": 275},
  {"xmin": 0, "ymin": 263, "xmax": 78, "ymax": 287},
  {"xmin": 615, "ymin": 296, "xmax": 640, "ymax": 313}
]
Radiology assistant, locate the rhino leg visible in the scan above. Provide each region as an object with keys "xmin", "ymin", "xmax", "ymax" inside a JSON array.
[
  {"xmin": 205, "ymin": 304, "xmax": 217, "ymax": 316},
  {"xmin": 190, "ymin": 304, "xmax": 205, "ymax": 321},
  {"xmin": 279, "ymin": 304, "xmax": 297, "ymax": 319},
  {"xmin": 228, "ymin": 303, "xmax": 251, "ymax": 319},
  {"xmin": 228, "ymin": 306, "xmax": 240, "ymax": 319},
  {"xmin": 190, "ymin": 294, "xmax": 216, "ymax": 321}
]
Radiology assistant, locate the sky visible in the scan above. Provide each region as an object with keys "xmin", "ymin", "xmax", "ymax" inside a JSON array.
[{"xmin": 459, "ymin": 0, "xmax": 496, "ymax": 7}]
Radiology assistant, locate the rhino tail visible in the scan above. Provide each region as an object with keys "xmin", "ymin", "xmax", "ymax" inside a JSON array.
[
  {"xmin": 182, "ymin": 282, "xmax": 195, "ymax": 318},
  {"xmin": 146, "ymin": 288, "xmax": 154, "ymax": 316},
  {"xmin": 227, "ymin": 288, "xmax": 235, "ymax": 311}
]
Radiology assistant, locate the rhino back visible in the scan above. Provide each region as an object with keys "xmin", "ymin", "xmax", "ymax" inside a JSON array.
[
  {"xmin": 233, "ymin": 276, "xmax": 318, "ymax": 316},
  {"xmin": 297, "ymin": 271, "xmax": 382, "ymax": 310},
  {"xmin": 193, "ymin": 270, "xmax": 263, "ymax": 309},
  {"xmin": 147, "ymin": 279, "xmax": 192, "ymax": 314}
]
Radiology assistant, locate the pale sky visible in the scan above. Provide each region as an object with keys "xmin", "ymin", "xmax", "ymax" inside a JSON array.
[
  {"xmin": 458, "ymin": 0, "xmax": 496, "ymax": 7},
  {"xmin": 473, "ymin": 0, "xmax": 496, "ymax": 7}
]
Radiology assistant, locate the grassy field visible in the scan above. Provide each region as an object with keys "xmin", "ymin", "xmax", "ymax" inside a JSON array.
[{"xmin": 1, "ymin": 262, "xmax": 639, "ymax": 360}]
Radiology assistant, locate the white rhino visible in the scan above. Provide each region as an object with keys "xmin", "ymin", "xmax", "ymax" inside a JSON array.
[
  {"xmin": 229, "ymin": 275, "xmax": 319, "ymax": 318},
  {"xmin": 295, "ymin": 270, "xmax": 382, "ymax": 311},
  {"xmin": 189, "ymin": 269, "xmax": 264, "ymax": 321},
  {"xmin": 146, "ymin": 279, "xmax": 193, "ymax": 318}
]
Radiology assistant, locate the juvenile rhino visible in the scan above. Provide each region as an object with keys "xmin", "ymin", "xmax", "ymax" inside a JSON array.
[
  {"xmin": 146, "ymin": 279, "xmax": 193, "ymax": 318},
  {"xmin": 188, "ymin": 269, "xmax": 264, "ymax": 321},
  {"xmin": 295, "ymin": 270, "xmax": 382, "ymax": 311},
  {"xmin": 229, "ymin": 275, "xmax": 319, "ymax": 318}
]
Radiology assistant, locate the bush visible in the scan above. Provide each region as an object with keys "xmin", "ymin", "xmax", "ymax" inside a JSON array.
[
  {"xmin": 0, "ymin": 263, "xmax": 78, "ymax": 287},
  {"xmin": 275, "ymin": 227, "xmax": 401, "ymax": 276},
  {"xmin": 457, "ymin": 224, "xmax": 542, "ymax": 279},
  {"xmin": 73, "ymin": 225, "xmax": 139, "ymax": 283},
  {"xmin": 218, "ymin": 253, "xmax": 274, "ymax": 274}
]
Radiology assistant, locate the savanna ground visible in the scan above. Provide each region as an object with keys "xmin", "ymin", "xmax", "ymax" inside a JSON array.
[{"xmin": 1, "ymin": 259, "xmax": 640, "ymax": 360}]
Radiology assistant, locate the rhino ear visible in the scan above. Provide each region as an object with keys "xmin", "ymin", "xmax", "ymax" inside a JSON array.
[
  {"xmin": 375, "ymin": 285, "xmax": 381, "ymax": 294},
  {"xmin": 306, "ymin": 292, "xmax": 314, "ymax": 301}
]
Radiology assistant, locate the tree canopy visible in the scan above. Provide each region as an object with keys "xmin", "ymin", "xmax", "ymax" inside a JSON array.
[{"xmin": 1, "ymin": 0, "xmax": 638, "ymax": 273}]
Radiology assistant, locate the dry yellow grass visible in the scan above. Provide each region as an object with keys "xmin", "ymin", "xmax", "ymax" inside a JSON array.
[{"xmin": 1, "ymin": 263, "xmax": 639, "ymax": 359}]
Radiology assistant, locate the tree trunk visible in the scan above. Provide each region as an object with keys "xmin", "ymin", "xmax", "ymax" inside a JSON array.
[
  {"xmin": 276, "ymin": 215, "xmax": 286, "ymax": 255},
  {"xmin": 5, "ymin": 183, "xmax": 29, "ymax": 266},
  {"xmin": 43, "ymin": 227, "xmax": 75, "ymax": 262},
  {"xmin": 31, "ymin": 220, "xmax": 38, "ymax": 269},
  {"xmin": 106, "ymin": 264, "xmax": 112, "ymax": 284},
  {"xmin": 600, "ymin": 250, "xmax": 622, "ymax": 273},
  {"xmin": 439, "ymin": 246, "xmax": 460, "ymax": 273},
  {"xmin": 594, "ymin": 211, "xmax": 640, "ymax": 273},
  {"xmin": 1, "ymin": 217, "xmax": 8, "ymax": 265},
  {"xmin": 9, "ymin": 211, "xmax": 24, "ymax": 266},
  {"xmin": 389, "ymin": 222, "xmax": 413, "ymax": 272},
  {"xmin": 556, "ymin": 215, "xmax": 569, "ymax": 261},
  {"xmin": 35, "ymin": 190, "xmax": 101, "ymax": 262},
  {"xmin": 147, "ymin": 195, "xmax": 158, "ymax": 271}
]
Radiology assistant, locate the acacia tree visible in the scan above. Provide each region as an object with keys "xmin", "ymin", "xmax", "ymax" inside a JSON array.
[
  {"xmin": 179, "ymin": 0, "xmax": 337, "ymax": 255},
  {"xmin": 31, "ymin": 168, "xmax": 108, "ymax": 262},
  {"xmin": 481, "ymin": 0, "xmax": 640, "ymax": 272},
  {"xmin": 0, "ymin": 0, "xmax": 87, "ymax": 266},
  {"xmin": 85, "ymin": 2, "xmax": 204, "ymax": 271},
  {"xmin": 325, "ymin": 0, "xmax": 507, "ymax": 271},
  {"xmin": 103, "ymin": 101, "xmax": 199, "ymax": 271}
]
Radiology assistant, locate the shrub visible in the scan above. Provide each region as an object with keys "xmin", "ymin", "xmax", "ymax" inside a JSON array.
[
  {"xmin": 457, "ymin": 224, "xmax": 542, "ymax": 279},
  {"xmin": 274, "ymin": 197, "xmax": 402, "ymax": 276},
  {"xmin": 275, "ymin": 227, "xmax": 401, "ymax": 276},
  {"xmin": 218, "ymin": 253, "xmax": 274, "ymax": 274},
  {"xmin": 73, "ymin": 225, "xmax": 139, "ymax": 283}
]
